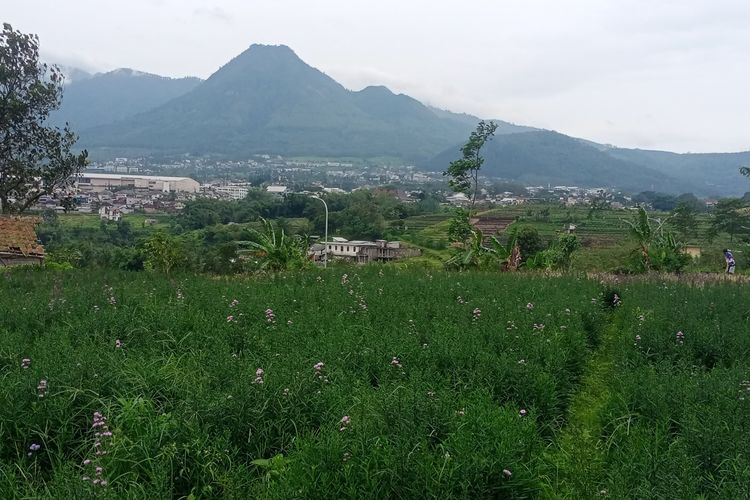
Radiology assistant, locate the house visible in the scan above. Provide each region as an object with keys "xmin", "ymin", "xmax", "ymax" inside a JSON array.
[
  {"xmin": 266, "ymin": 185, "xmax": 288, "ymax": 195},
  {"xmin": 446, "ymin": 193, "xmax": 470, "ymax": 206},
  {"xmin": 99, "ymin": 206, "xmax": 122, "ymax": 222},
  {"xmin": 310, "ymin": 238, "xmax": 420, "ymax": 264},
  {"xmin": 0, "ymin": 216, "xmax": 45, "ymax": 267}
]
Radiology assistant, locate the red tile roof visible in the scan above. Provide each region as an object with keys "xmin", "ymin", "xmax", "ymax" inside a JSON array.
[{"xmin": 0, "ymin": 216, "xmax": 45, "ymax": 257}]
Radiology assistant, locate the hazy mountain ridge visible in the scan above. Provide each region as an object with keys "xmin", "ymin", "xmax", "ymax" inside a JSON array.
[
  {"xmin": 49, "ymin": 69, "xmax": 202, "ymax": 131},
  {"xmin": 605, "ymin": 148, "xmax": 750, "ymax": 196},
  {"xmin": 52, "ymin": 44, "xmax": 750, "ymax": 195},
  {"xmin": 80, "ymin": 45, "xmax": 474, "ymax": 160},
  {"xmin": 427, "ymin": 130, "xmax": 696, "ymax": 193}
]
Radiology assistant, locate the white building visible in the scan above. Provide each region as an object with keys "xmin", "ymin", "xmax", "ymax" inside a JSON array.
[
  {"xmin": 213, "ymin": 184, "xmax": 250, "ymax": 200},
  {"xmin": 446, "ymin": 192, "xmax": 470, "ymax": 205},
  {"xmin": 266, "ymin": 185, "xmax": 288, "ymax": 194},
  {"xmin": 310, "ymin": 237, "xmax": 417, "ymax": 264},
  {"xmin": 75, "ymin": 173, "xmax": 200, "ymax": 193},
  {"xmin": 99, "ymin": 206, "xmax": 122, "ymax": 222}
]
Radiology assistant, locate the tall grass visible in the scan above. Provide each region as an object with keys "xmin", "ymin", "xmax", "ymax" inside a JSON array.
[{"xmin": 1, "ymin": 268, "xmax": 600, "ymax": 498}]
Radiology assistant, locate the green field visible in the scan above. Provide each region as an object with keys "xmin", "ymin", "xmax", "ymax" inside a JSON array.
[
  {"xmin": 398, "ymin": 205, "xmax": 739, "ymax": 273},
  {"xmin": 2, "ymin": 268, "xmax": 749, "ymax": 498},
  {"xmin": 45, "ymin": 198, "xmax": 747, "ymax": 276}
]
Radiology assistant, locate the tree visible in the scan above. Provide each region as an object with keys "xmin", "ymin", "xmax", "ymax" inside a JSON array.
[
  {"xmin": 143, "ymin": 232, "xmax": 183, "ymax": 274},
  {"xmin": 708, "ymin": 198, "xmax": 750, "ymax": 243},
  {"xmin": 526, "ymin": 234, "xmax": 580, "ymax": 271},
  {"xmin": 674, "ymin": 193, "xmax": 705, "ymax": 213},
  {"xmin": 447, "ymin": 208, "xmax": 473, "ymax": 243},
  {"xmin": 0, "ymin": 24, "xmax": 87, "ymax": 213},
  {"xmin": 587, "ymin": 194, "xmax": 611, "ymax": 219},
  {"xmin": 443, "ymin": 120, "xmax": 498, "ymax": 215},
  {"xmin": 515, "ymin": 226, "xmax": 544, "ymax": 261},
  {"xmin": 632, "ymin": 191, "xmax": 676, "ymax": 211},
  {"xmin": 671, "ymin": 201, "xmax": 699, "ymax": 240}
]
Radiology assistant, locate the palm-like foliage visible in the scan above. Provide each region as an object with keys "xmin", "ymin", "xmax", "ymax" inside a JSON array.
[
  {"xmin": 241, "ymin": 218, "xmax": 309, "ymax": 271},
  {"xmin": 445, "ymin": 225, "xmax": 519, "ymax": 270},
  {"xmin": 622, "ymin": 206, "xmax": 674, "ymax": 270},
  {"xmin": 624, "ymin": 207, "xmax": 653, "ymax": 268},
  {"xmin": 487, "ymin": 225, "xmax": 522, "ymax": 270}
]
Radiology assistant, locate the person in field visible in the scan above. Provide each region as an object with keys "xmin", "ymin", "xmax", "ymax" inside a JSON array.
[{"xmin": 723, "ymin": 249, "xmax": 736, "ymax": 274}]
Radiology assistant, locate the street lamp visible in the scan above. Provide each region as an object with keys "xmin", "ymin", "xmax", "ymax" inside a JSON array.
[{"xmin": 311, "ymin": 195, "xmax": 328, "ymax": 268}]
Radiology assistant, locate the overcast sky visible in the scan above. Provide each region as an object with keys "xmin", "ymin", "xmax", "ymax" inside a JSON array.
[{"xmin": 6, "ymin": 0, "xmax": 750, "ymax": 153}]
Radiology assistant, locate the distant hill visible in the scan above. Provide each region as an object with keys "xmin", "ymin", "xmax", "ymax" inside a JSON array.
[
  {"xmin": 427, "ymin": 106, "xmax": 537, "ymax": 135},
  {"xmin": 80, "ymin": 45, "xmax": 475, "ymax": 161},
  {"xmin": 604, "ymin": 148, "xmax": 750, "ymax": 196},
  {"xmin": 57, "ymin": 66, "xmax": 93, "ymax": 85},
  {"xmin": 71, "ymin": 44, "xmax": 750, "ymax": 195},
  {"xmin": 50, "ymin": 69, "xmax": 202, "ymax": 131},
  {"xmin": 426, "ymin": 130, "xmax": 696, "ymax": 193}
]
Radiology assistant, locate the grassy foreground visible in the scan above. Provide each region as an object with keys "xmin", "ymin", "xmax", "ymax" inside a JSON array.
[{"xmin": 1, "ymin": 268, "xmax": 749, "ymax": 498}]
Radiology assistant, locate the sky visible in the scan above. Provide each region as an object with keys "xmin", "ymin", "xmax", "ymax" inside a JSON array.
[{"xmin": 6, "ymin": 0, "xmax": 750, "ymax": 153}]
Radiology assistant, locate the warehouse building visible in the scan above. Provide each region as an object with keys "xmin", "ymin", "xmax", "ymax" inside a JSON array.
[{"xmin": 74, "ymin": 173, "xmax": 200, "ymax": 193}]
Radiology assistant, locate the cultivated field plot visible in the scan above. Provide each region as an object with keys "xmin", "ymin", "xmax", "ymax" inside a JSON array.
[{"xmin": 1, "ymin": 269, "xmax": 749, "ymax": 498}]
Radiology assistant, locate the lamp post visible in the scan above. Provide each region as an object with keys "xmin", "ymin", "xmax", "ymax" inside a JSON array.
[{"xmin": 311, "ymin": 195, "xmax": 328, "ymax": 268}]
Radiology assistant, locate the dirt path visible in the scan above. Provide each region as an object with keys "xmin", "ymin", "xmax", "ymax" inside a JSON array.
[{"xmin": 538, "ymin": 318, "xmax": 619, "ymax": 498}]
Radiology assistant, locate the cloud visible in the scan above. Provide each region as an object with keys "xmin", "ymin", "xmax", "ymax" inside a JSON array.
[
  {"xmin": 40, "ymin": 47, "xmax": 110, "ymax": 75},
  {"xmin": 6, "ymin": 0, "xmax": 750, "ymax": 152},
  {"xmin": 193, "ymin": 6, "xmax": 232, "ymax": 23}
]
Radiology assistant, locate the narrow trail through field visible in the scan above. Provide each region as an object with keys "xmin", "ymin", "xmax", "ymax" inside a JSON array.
[{"xmin": 540, "ymin": 318, "xmax": 619, "ymax": 498}]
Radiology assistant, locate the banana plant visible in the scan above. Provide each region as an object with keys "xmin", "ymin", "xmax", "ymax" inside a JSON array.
[
  {"xmin": 445, "ymin": 224, "xmax": 519, "ymax": 270},
  {"xmin": 241, "ymin": 217, "xmax": 309, "ymax": 271}
]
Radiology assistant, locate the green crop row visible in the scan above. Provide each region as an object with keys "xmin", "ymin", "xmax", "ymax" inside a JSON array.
[
  {"xmin": 565, "ymin": 280, "xmax": 750, "ymax": 498},
  {"xmin": 1, "ymin": 268, "xmax": 602, "ymax": 498},
  {"xmin": 3, "ymin": 268, "xmax": 748, "ymax": 498}
]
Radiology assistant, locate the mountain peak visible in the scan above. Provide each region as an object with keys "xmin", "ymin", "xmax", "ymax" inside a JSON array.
[
  {"xmin": 107, "ymin": 68, "xmax": 151, "ymax": 78},
  {"xmin": 247, "ymin": 43, "xmax": 296, "ymax": 53},
  {"xmin": 235, "ymin": 44, "xmax": 302, "ymax": 64},
  {"xmin": 359, "ymin": 85, "xmax": 395, "ymax": 95}
]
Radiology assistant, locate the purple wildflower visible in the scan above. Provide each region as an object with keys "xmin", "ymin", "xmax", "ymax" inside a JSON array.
[
  {"xmin": 339, "ymin": 415, "xmax": 351, "ymax": 431},
  {"xmin": 265, "ymin": 308, "xmax": 276, "ymax": 323},
  {"xmin": 37, "ymin": 379, "xmax": 48, "ymax": 398}
]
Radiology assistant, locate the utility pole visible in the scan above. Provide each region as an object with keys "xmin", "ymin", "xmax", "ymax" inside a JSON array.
[{"xmin": 311, "ymin": 195, "xmax": 328, "ymax": 268}]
